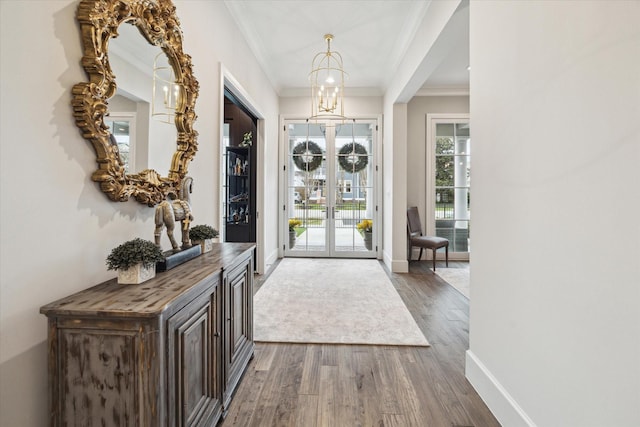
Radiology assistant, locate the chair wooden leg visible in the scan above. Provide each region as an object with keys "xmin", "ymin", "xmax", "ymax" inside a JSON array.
[
  {"xmin": 446, "ymin": 245, "xmax": 449, "ymax": 267},
  {"xmin": 432, "ymin": 248, "xmax": 436, "ymax": 271},
  {"xmin": 418, "ymin": 248, "xmax": 423, "ymax": 261}
]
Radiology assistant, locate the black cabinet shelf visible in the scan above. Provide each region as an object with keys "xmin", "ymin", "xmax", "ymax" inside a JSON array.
[{"xmin": 224, "ymin": 146, "xmax": 255, "ymax": 243}]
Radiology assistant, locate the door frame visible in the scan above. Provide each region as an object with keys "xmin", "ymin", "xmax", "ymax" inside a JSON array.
[
  {"xmin": 426, "ymin": 113, "xmax": 470, "ymax": 261},
  {"xmin": 220, "ymin": 65, "xmax": 266, "ymax": 273},
  {"xmin": 279, "ymin": 115, "xmax": 382, "ymax": 259}
]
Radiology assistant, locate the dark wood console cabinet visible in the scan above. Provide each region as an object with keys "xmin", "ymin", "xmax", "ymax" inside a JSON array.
[{"xmin": 40, "ymin": 243, "xmax": 255, "ymax": 426}]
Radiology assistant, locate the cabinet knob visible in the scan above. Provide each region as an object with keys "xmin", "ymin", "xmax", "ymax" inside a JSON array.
[{"xmin": 214, "ymin": 332, "xmax": 220, "ymax": 337}]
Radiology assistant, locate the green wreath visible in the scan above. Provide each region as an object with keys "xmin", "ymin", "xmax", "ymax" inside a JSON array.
[
  {"xmin": 338, "ymin": 142, "xmax": 369, "ymax": 173},
  {"xmin": 292, "ymin": 141, "xmax": 323, "ymax": 172}
]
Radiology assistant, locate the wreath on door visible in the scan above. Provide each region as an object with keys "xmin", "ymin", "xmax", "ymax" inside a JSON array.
[
  {"xmin": 338, "ymin": 142, "xmax": 368, "ymax": 173},
  {"xmin": 292, "ymin": 141, "xmax": 323, "ymax": 172}
]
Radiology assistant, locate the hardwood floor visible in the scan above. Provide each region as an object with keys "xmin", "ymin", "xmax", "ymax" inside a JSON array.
[{"xmin": 220, "ymin": 260, "xmax": 499, "ymax": 427}]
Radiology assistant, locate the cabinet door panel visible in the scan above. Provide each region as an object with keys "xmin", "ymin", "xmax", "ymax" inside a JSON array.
[
  {"xmin": 168, "ymin": 287, "xmax": 220, "ymax": 426},
  {"xmin": 231, "ymin": 271, "xmax": 248, "ymax": 353},
  {"xmin": 58, "ymin": 329, "xmax": 139, "ymax": 426},
  {"xmin": 181, "ymin": 308, "xmax": 209, "ymax": 423},
  {"xmin": 223, "ymin": 256, "xmax": 254, "ymax": 408}
]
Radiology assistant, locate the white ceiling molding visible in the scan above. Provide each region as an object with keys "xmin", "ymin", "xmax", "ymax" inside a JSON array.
[{"xmin": 415, "ymin": 85, "xmax": 470, "ymax": 97}]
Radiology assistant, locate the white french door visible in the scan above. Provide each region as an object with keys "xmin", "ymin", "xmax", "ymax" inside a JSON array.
[
  {"xmin": 282, "ymin": 119, "xmax": 378, "ymax": 258},
  {"xmin": 427, "ymin": 114, "xmax": 470, "ymax": 260}
]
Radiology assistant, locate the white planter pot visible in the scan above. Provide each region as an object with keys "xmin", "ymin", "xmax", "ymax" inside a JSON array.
[
  {"xmin": 194, "ymin": 238, "xmax": 217, "ymax": 254},
  {"xmin": 118, "ymin": 263, "xmax": 156, "ymax": 285}
]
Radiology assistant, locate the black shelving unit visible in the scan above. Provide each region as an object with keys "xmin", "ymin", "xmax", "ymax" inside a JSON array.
[{"xmin": 225, "ymin": 146, "xmax": 255, "ymax": 242}]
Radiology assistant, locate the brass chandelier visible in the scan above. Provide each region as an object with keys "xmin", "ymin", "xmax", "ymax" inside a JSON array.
[{"xmin": 309, "ymin": 34, "xmax": 347, "ymax": 120}]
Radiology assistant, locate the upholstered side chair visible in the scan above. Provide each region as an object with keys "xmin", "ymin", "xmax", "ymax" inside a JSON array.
[{"xmin": 407, "ymin": 206, "xmax": 449, "ymax": 271}]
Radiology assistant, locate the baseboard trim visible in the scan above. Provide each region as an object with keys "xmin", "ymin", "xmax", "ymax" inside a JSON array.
[
  {"xmin": 263, "ymin": 248, "xmax": 278, "ymax": 274},
  {"xmin": 265, "ymin": 248, "xmax": 278, "ymax": 267},
  {"xmin": 465, "ymin": 350, "xmax": 537, "ymax": 427},
  {"xmin": 382, "ymin": 250, "xmax": 409, "ymax": 273},
  {"xmin": 392, "ymin": 260, "xmax": 408, "ymax": 273}
]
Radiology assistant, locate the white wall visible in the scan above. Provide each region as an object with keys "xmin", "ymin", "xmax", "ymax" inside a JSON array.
[
  {"xmin": 279, "ymin": 95, "xmax": 383, "ymax": 117},
  {"xmin": 406, "ymin": 95, "xmax": 469, "ymax": 230},
  {"xmin": 0, "ymin": 1, "xmax": 279, "ymax": 425},
  {"xmin": 174, "ymin": 1, "xmax": 280, "ymax": 267},
  {"xmin": 382, "ymin": 0, "xmax": 463, "ymax": 272},
  {"xmin": 381, "ymin": 102, "xmax": 410, "ymax": 271},
  {"xmin": 467, "ymin": 1, "xmax": 640, "ymax": 426}
]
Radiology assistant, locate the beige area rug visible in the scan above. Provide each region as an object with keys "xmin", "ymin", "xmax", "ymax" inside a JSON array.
[
  {"xmin": 435, "ymin": 267, "xmax": 470, "ymax": 299},
  {"xmin": 254, "ymin": 258, "xmax": 429, "ymax": 346}
]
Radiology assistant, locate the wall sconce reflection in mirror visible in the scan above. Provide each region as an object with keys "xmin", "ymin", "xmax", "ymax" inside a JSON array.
[{"xmin": 152, "ymin": 52, "xmax": 184, "ymax": 124}]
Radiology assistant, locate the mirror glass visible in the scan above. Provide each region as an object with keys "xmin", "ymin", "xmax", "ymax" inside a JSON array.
[{"xmin": 108, "ymin": 22, "xmax": 176, "ymax": 177}]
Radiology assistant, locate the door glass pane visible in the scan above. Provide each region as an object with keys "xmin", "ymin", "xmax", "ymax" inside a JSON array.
[
  {"xmin": 288, "ymin": 123, "xmax": 327, "ymax": 252},
  {"xmin": 436, "ymin": 155, "xmax": 454, "ymax": 187},
  {"xmin": 105, "ymin": 118, "xmax": 132, "ymax": 173},
  {"xmin": 334, "ymin": 122, "xmax": 374, "ymax": 252},
  {"xmin": 435, "ymin": 121, "xmax": 470, "ymax": 253},
  {"xmin": 436, "ymin": 127, "xmax": 454, "ymax": 154}
]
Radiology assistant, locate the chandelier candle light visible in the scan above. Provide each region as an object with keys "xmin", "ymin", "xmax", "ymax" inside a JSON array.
[{"xmin": 309, "ymin": 34, "xmax": 347, "ymax": 120}]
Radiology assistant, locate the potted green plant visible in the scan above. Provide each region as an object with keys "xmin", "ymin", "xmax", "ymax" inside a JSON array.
[
  {"xmin": 288, "ymin": 218, "xmax": 302, "ymax": 249},
  {"xmin": 357, "ymin": 219, "xmax": 373, "ymax": 251},
  {"xmin": 189, "ymin": 224, "xmax": 220, "ymax": 254},
  {"xmin": 106, "ymin": 238, "xmax": 165, "ymax": 284}
]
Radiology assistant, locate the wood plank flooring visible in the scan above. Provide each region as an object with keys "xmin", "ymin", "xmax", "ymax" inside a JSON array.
[{"xmin": 220, "ymin": 260, "xmax": 499, "ymax": 427}]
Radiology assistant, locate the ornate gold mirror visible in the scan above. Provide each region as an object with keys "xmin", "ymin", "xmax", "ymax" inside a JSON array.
[{"xmin": 72, "ymin": 0, "xmax": 199, "ymax": 206}]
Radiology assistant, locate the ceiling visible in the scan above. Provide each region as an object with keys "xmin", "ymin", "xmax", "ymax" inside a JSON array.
[{"xmin": 223, "ymin": 0, "xmax": 469, "ymax": 97}]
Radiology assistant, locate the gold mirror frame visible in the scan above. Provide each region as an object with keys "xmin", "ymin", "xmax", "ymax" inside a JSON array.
[{"xmin": 72, "ymin": 0, "xmax": 199, "ymax": 206}]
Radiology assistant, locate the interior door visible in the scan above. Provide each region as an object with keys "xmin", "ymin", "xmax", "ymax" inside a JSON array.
[{"xmin": 284, "ymin": 120, "xmax": 377, "ymax": 258}]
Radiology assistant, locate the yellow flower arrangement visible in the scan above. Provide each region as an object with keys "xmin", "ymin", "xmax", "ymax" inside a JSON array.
[
  {"xmin": 288, "ymin": 218, "xmax": 302, "ymax": 231},
  {"xmin": 356, "ymin": 219, "xmax": 373, "ymax": 233}
]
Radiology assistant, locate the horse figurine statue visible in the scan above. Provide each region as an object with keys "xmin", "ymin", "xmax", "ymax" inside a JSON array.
[{"xmin": 154, "ymin": 176, "xmax": 194, "ymax": 253}]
